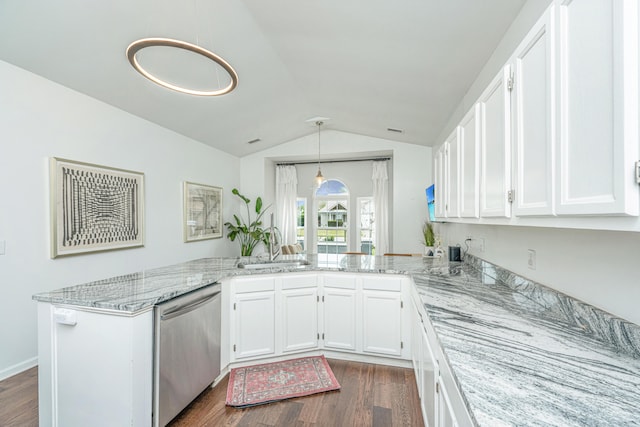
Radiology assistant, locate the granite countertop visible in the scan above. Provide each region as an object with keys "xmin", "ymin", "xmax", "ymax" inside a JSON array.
[
  {"xmin": 32, "ymin": 253, "xmax": 640, "ymax": 425},
  {"xmin": 31, "ymin": 254, "xmax": 429, "ymax": 312}
]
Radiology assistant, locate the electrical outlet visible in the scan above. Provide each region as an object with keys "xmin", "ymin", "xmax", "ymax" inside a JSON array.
[
  {"xmin": 0, "ymin": 240, "xmax": 5, "ymax": 255},
  {"xmin": 527, "ymin": 249, "xmax": 536, "ymax": 270},
  {"xmin": 478, "ymin": 238, "xmax": 485, "ymax": 252}
]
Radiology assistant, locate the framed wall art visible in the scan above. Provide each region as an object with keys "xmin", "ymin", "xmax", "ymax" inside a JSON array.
[
  {"xmin": 183, "ymin": 182, "xmax": 223, "ymax": 242},
  {"xmin": 50, "ymin": 157, "xmax": 145, "ymax": 258}
]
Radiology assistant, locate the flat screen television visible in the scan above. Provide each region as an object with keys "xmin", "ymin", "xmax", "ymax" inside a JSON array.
[{"xmin": 425, "ymin": 185, "xmax": 436, "ymax": 222}]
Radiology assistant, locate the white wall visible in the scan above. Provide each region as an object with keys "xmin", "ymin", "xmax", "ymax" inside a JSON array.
[
  {"xmin": 432, "ymin": 0, "xmax": 640, "ymax": 327},
  {"xmin": 0, "ymin": 60, "xmax": 240, "ymax": 379},
  {"xmin": 240, "ymin": 130, "xmax": 431, "ymax": 254},
  {"xmin": 437, "ymin": 223, "xmax": 640, "ymax": 326}
]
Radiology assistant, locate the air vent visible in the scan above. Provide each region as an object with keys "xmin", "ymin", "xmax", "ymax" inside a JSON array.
[
  {"xmin": 247, "ymin": 138, "xmax": 261, "ymax": 144},
  {"xmin": 387, "ymin": 128, "xmax": 404, "ymax": 133}
]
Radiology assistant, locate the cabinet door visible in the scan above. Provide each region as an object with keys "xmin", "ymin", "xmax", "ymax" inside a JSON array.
[
  {"xmin": 434, "ymin": 146, "xmax": 447, "ymax": 219},
  {"xmin": 322, "ymin": 287, "xmax": 357, "ymax": 351},
  {"xmin": 437, "ymin": 377, "xmax": 459, "ymax": 427},
  {"xmin": 362, "ymin": 290, "xmax": 402, "ymax": 357},
  {"xmin": 233, "ymin": 291, "xmax": 275, "ymax": 359},
  {"xmin": 421, "ymin": 323, "xmax": 438, "ymax": 427},
  {"xmin": 445, "ymin": 128, "xmax": 461, "ymax": 218},
  {"xmin": 281, "ymin": 287, "xmax": 318, "ymax": 353},
  {"xmin": 479, "ymin": 65, "xmax": 512, "ymax": 218},
  {"xmin": 459, "ymin": 105, "xmax": 480, "ymax": 218},
  {"xmin": 512, "ymin": 5, "xmax": 555, "ymax": 216},
  {"xmin": 555, "ymin": 0, "xmax": 639, "ymax": 215}
]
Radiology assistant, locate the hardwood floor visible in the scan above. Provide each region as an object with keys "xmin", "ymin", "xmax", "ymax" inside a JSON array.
[
  {"xmin": 171, "ymin": 359, "xmax": 423, "ymax": 427},
  {"xmin": 0, "ymin": 366, "xmax": 38, "ymax": 427},
  {"xmin": 0, "ymin": 360, "xmax": 423, "ymax": 427}
]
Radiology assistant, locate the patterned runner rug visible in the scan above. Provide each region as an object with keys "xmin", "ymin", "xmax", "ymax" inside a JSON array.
[{"xmin": 225, "ymin": 355, "xmax": 341, "ymax": 407}]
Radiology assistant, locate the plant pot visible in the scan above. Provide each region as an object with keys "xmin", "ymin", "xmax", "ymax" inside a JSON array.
[{"xmin": 423, "ymin": 246, "xmax": 435, "ymax": 257}]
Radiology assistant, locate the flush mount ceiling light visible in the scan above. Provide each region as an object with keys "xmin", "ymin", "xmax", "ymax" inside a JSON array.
[{"xmin": 126, "ymin": 38, "xmax": 238, "ymax": 96}]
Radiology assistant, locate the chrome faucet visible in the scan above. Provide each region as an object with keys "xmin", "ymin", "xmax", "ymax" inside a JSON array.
[{"xmin": 268, "ymin": 213, "xmax": 280, "ymax": 261}]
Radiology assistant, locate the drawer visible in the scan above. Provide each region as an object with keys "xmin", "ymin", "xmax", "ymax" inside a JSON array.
[
  {"xmin": 323, "ymin": 273, "xmax": 357, "ymax": 290},
  {"xmin": 362, "ymin": 275, "xmax": 402, "ymax": 292},
  {"xmin": 281, "ymin": 274, "xmax": 317, "ymax": 290},
  {"xmin": 232, "ymin": 276, "xmax": 275, "ymax": 293}
]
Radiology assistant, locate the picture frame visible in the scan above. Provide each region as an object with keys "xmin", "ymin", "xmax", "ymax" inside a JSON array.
[
  {"xmin": 50, "ymin": 157, "xmax": 145, "ymax": 258},
  {"xmin": 183, "ymin": 182, "xmax": 223, "ymax": 242}
]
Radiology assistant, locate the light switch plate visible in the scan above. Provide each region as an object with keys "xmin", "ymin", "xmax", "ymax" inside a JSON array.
[
  {"xmin": 0, "ymin": 240, "xmax": 5, "ymax": 255},
  {"xmin": 527, "ymin": 249, "xmax": 536, "ymax": 270}
]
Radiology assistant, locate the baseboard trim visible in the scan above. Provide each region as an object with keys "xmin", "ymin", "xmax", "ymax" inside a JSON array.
[{"xmin": 0, "ymin": 356, "xmax": 38, "ymax": 382}]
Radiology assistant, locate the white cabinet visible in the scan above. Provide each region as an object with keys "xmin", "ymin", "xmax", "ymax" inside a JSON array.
[
  {"xmin": 362, "ymin": 276, "xmax": 403, "ymax": 357},
  {"xmin": 479, "ymin": 65, "xmax": 512, "ymax": 218},
  {"xmin": 434, "ymin": 145, "xmax": 447, "ymax": 219},
  {"xmin": 230, "ymin": 276, "xmax": 276, "ymax": 360},
  {"xmin": 512, "ymin": 5, "xmax": 555, "ymax": 216},
  {"xmin": 322, "ymin": 274, "xmax": 358, "ymax": 352},
  {"xmin": 555, "ymin": 0, "xmax": 639, "ymax": 216},
  {"xmin": 411, "ymin": 290, "xmax": 473, "ymax": 427},
  {"xmin": 445, "ymin": 127, "xmax": 462, "ymax": 218},
  {"xmin": 228, "ymin": 272, "xmax": 410, "ymax": 364},
  {"xmin": 459, "ymin": 105, "xmax": 480, "ymax": 218},
  {"xmin": 37, "ymin": 303, "xmax": 153, "ymax": 427},
  {"xmin": 281, "ymin": 275, "xmax": 318, "ymax": 353}
]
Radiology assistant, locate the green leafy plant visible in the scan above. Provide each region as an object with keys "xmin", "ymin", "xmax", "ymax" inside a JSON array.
[
  {"xmin": 421, "ymin": 220, "xmax": 435, "ymax": 247},
  {"xmin": 224, "ymin": 188, "xmax": 272, "ymax": 256}
]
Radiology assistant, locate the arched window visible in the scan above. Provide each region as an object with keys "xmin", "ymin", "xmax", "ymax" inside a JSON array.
[{"xmin": 315, "ymin": 179, "xmax": 349, "ymax": 257}]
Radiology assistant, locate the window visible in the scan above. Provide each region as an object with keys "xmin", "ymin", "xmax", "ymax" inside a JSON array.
[
  {"xmin": 296, "ymin": 198, "xmax": 306, "ymax": 249},
  {"xmin": 315, "ymin": 180, "xmax": 349, "ymax": 258},
  {"xmin": 357, "ymin": 197, "xmax": 375, "ymax": 255}
]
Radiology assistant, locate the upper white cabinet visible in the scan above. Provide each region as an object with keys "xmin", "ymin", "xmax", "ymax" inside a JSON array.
[
  {"xmin": 434, "ymin": 1, "xmax": 639, "ymax": 228},
  {"xmin": 445, "ymin": 128, "xmax": 462, "ymax": 218},
  {"xmin": 434, "ymin": 146, "xmax": 447, "ymax": 219},
  {"xmin": 512, "ymin": 5, "xmax": 556, "ymax": 216},
  {"xmin": 479, "ymin": 65, "xmax": 512, "ymax": 218},
  {"xmin": 459, "ymin": 105, "xmax": 480, "ymax": 218},
  {"xmin": 555, "ymin": 0, "xmax": 638, "ymax": 216}
]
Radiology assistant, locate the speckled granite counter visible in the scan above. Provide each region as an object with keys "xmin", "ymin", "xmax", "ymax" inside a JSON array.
[{"xmin": 33, "ymin": 254, "xmax": 640, "ymax": 425}]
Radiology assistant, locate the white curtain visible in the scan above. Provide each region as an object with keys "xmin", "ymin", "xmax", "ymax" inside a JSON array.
[
  {"xmin": 276, "ymin": 165, "xmax": 298, "ymax": 245},
  {"xmin": 372, "ymin": 161, "xmax": 389, "ymax": 255}
]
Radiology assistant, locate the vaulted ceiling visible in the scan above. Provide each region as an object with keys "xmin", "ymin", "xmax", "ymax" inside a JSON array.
[{"xmin": 0, "ymin": 0, "xmax": 526, "ymax": 157}]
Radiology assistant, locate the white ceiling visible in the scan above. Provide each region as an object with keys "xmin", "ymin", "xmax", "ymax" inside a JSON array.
[{"xmin": 0, "ymin": 0, "xmax": 526, "ymax": 157}]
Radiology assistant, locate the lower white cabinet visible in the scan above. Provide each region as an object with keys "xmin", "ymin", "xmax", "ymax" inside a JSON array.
[
  {"xmin": 411, "ymin": 290, "xmax": 473, "ymax": 427},
  {"xmin": 230, "ymin": 276, "xmax": 276, "ymax": 361},
  {"xmin": 362, "ymin": 276, "xmax": 404, "ymax": 357},
  {"xmin": 228, "ymin": 272, "xmax": 410, "ymax": 364},
  {"xmin": 323, "ymin": 286, "xmax": 358, "ymax": 351},
  {"xmin": 281, "ymin": 275, "xmax": 318, "ymax": 353}
]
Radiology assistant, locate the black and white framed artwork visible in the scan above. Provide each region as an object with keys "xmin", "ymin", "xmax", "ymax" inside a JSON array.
[
  {"xmin": 183, "ymin": 182, "xmax": 223, "ymax": 242},
  {"xmin": 50, "ymin": 157, "xmax": 144, "ymax": 258}
]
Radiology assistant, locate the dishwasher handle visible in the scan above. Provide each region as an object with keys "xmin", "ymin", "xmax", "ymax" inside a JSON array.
[{"xmin": 160, "ymin": 291, "xmax": 220, "ymax": 321}]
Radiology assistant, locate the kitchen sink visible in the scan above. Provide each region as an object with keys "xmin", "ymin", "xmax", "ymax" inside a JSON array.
[{"xmin": 237, "ymin": 259, "xmax": 311, "ymax": 269}]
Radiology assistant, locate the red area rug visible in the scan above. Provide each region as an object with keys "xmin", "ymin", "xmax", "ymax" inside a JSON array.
[{"xmin": 225, "ymin": 355, "xmax": 341, "ymax": 407}]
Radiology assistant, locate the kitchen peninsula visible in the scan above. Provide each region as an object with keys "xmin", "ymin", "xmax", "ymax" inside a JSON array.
[{"xmin": 33, "ymin": 254, "xmax": 640, "ymax": 426}]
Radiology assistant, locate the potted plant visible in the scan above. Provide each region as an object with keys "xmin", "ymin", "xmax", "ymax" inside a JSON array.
[
  {"xmin": 224, "ymin": 188, "xmax": 273, "ymax": 256},
  {"xmin": 421, "ymin": 220, "xmax": 436, "ymax": 257}
]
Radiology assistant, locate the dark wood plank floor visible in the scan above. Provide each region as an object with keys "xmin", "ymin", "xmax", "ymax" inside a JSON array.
[
  {"xmin": 0, "ymin": 359, "xmax": 423, "ymax": 427},
  {"xmin": 170, "ymin": 359, "xmax": 423, "ymax": 427}
]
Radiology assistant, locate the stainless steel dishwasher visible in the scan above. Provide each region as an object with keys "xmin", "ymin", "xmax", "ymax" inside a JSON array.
[{"xmin": 153, "ymin": 283, "xmax": 221, "ymax": 427}]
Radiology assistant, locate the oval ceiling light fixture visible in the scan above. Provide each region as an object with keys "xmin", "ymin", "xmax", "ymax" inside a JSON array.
[{"xmin": 126, "ymin": 38, "xmax": 238, "ymax": 96}]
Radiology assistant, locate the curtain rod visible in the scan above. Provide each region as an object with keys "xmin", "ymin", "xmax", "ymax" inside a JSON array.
[{"xmin": 276, "ymin": 157, "xmax": 391, "ymax": 166}]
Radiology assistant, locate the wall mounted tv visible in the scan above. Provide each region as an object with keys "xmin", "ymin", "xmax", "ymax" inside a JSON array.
[{"xmin": 425, "ymin": 184, "xmax": 436, "ymax": 222}]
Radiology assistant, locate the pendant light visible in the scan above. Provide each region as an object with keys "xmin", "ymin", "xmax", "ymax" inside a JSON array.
[{"xmin": 314, "ymin": 120, "xmax": 324, "ymax": 187}]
